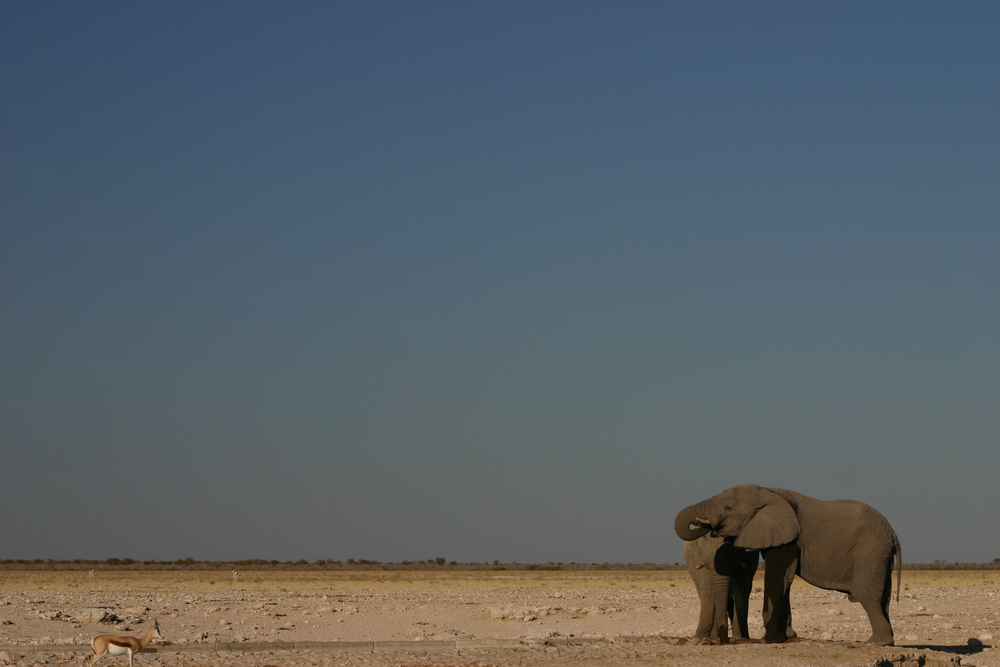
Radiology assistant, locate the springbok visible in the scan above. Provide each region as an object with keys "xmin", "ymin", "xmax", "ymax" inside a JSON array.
[
  {"xmin": 89, "ymin": 619, "xmax": 162, "ymax": 667},
  {"xmin": 232, "ymin": 570, "xmax": 238, "ymax": 582}
]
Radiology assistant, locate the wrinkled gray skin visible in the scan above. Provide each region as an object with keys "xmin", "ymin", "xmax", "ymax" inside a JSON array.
[
  {"xmin": 683, "ymin": 534, "xmax": 759, "ymax": 643},
  {"xmin": 675, "ymin": 485, "xmax": 901, "ymax": 646}
]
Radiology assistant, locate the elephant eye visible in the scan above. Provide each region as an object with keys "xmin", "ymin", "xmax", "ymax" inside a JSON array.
[{"xmin": 724, "ymin": 506, "xmax": 732, "ymax": 511}]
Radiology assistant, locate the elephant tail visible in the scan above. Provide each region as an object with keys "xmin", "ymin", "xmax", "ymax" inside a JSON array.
[{"xmin": 894, "ymin": 535, "xmax": 902, "ymax": 603}]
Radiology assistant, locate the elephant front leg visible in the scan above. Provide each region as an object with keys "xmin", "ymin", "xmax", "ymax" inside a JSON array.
[
  {"xmin": 785, "ymin": 607, "xmax": 796, "ymax": 638},
  {"xmin": 761, "ymin": 542, "xmax": 799, "ymax": 643},
  {"xmin": 711, "ymin": 575, "xmax": 730, "ymax": 644},
  {"xmin": 693, "ymin": 588, "xmax": 715, "ymax": 639},
  {"xmin": 729, "ymin": 577, "xmax": 751, "ymax": 639}
]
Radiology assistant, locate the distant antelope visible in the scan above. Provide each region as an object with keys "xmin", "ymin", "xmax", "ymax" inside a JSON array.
[
  {"xmin": 232, "ymin": 570, "xmax": 238, "ymax": 582},
  {"xmin": 88, "ymin": 570, "xmax": 95, "ymax": 578},
  {"xmin": 89, "ymin": 619, "xmax": 162, "ymax": 667}
]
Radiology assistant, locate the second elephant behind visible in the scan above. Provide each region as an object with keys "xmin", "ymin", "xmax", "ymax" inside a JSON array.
[{"xmin": 684, "ymin": 534, "xmax": 758, "ymax": 642}]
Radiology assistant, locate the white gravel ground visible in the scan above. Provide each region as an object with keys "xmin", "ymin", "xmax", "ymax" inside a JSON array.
[{"xmin": 1, "ymin": 570, "xmax": 997, "ymax": 667}]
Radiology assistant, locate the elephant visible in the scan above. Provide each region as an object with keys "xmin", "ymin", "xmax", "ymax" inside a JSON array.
[
  {"xmin": 684, "ymin": 533, "xmax": 759, "ymax": 643},
  {"xmin": 675, "ymin": 485, "xmax": 901, "ymax": 645}
]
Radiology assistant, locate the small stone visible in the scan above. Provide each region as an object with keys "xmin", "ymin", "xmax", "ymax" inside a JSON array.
[
  {"xmin": 917, "ymin": 605, "xmax": 926, "ymax": 611},
  {"xmin": 488, "ymin": 607, "xmax": 508, "ymax": 619},
  {"xmin": 0, "ymin": 651, "xmax": 23, "ymax": 665},
  {"xmin": 980, "ymin": 632, "xmax": 994, "ymax": 641}
]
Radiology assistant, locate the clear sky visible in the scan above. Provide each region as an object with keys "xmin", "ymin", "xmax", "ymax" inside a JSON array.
[{"xmin": 1, "ymin": 2, "xmax": 997, "ymax": 565}]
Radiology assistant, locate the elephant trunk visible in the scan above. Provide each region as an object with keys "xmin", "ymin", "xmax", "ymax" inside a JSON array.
[{"xmin": 675, "ymin": 501, "xmax": 712, "ymax": 541}]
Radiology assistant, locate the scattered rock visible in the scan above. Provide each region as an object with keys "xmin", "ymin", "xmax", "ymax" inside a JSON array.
[
  {"xmin": 522, "ymin": 628, "xmax": 557, "ymax": 639},
  {"xmin": 0, "ymin": 651, "xmax": 22, "ymax": 665},
  {"xmin": 68, "ymin": 609, "xmax": 117, "ymax": 624},
  {"xmin": 489, "ymin": 607, "xmax": 546, "ymax": 622}
]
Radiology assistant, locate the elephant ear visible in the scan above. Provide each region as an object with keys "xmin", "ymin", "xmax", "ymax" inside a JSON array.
[{"xmin": 733, "ymin": 489, "xmax": 800, "ymax": 550}]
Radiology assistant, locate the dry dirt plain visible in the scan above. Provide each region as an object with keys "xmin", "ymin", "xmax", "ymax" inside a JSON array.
[{"xmin": 1, "ymin": 570, "xmax": 998, "ymax": 667}]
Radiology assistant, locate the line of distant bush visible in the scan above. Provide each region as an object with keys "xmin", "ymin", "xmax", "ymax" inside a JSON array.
[
  {"xmin": 2, "ymin": 558, "xmax": 1000, "ymax": 571},
  {"xmin": 0, "ymin": 558, "xmax": 679, "ymax": 571}
]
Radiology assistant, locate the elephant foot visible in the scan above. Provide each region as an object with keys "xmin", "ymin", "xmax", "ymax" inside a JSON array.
[
  {"xmin": 868, "ymin": 634, "xmax": 894, "ymax": 646},
  {"xmin": 763, "ymin": 630, "xmax": 788, "ymax": 644}
]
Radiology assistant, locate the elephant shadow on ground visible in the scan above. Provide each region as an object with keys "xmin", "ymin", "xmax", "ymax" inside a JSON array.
[{"xmin": 895, "ymin": 642, "xmax": 990, "ymax": 656}]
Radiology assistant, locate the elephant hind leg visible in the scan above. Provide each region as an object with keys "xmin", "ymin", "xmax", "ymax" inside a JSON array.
[
  {"xmin": 859, "ymin": 595, "xmax": 894, "ymax": 645},
  {"xmin": 858, "ymin": 569, "xmax": 895, "ymax": 645}
]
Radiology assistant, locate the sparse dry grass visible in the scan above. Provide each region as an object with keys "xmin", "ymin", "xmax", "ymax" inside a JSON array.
[
  {"xmin": 2, "ymin": 568, "xmax": 991, "ymax": 596},
  {"xmin": 0, "ymin": 569, "xmax": 697, "ymax": 594}
]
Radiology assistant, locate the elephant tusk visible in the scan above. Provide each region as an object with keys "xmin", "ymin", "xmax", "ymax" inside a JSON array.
[
  {"xmin": 695, "ymin": 562, "xmax": 705, "ymax": 569},
  {"xmin": 693, "ymin": 518, "xmax": 713, "ymax": 528}
]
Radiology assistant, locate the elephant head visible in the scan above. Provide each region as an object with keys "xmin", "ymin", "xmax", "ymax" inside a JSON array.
[{"xmin": 675, "ymin": 485, "xmax": 801, "ymax": 550}]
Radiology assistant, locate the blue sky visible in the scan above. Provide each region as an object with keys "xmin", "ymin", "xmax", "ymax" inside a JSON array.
[{"xmin": 1, "ymin": 2, "xmax": 998, "ymax": 565}]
